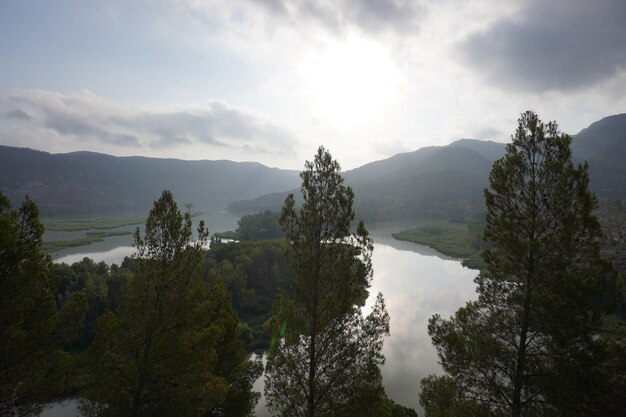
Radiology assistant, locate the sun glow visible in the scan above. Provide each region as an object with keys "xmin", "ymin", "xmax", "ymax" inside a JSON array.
[{"xmin": 299, "ymin": 37, "xmax": 398, "ymax": 124}]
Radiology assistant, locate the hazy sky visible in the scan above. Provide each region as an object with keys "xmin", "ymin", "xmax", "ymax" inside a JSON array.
[{"xmin": 1, "ymin": 0, "xmax": 625, "ymax": 169}]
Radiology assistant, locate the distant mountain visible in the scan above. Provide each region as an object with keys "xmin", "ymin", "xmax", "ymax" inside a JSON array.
[
  {"xmin": 344, "ymin": 145, "xmax": 496, "ymax": 220},
  {"xmin": 229, "ymin": 114, "xmax": 626, "ymax": 221},
  {"xmin": 229, "ymin": 145, "xmax": 496, "ymax": 221},
  {"xmin": 2, "ymin": 114, "xmax": 623, "ymax": 219},
  {"xmin": 571, "ymin": 113, "xmax": 626, "ymax": 198},
  {"xmin": 0, "ymin": 147, "xmax": 300, "ymax": 216},
  {"xmin": 448, "ymin": 138, "xmax": 507, "ymax": 161}
]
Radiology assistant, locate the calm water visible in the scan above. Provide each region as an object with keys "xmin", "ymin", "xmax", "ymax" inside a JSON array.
[
  {"xmin": 44, "ymin": 220, "xmax": 478, "ymax": 416},
  {"xmin": 47, "ymin": 210, "xmax": 239, "ymax": 261}
]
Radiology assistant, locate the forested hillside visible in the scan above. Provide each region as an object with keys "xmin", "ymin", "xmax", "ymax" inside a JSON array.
[
  {"xmin": 0, "ymin": 147, "xmax": 300, "ymax": 216},
  {"xmin": 229, "ymin": 114, "xmax": 626, "ymax": 221}
]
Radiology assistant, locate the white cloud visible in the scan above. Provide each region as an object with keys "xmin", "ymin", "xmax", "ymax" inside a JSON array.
[{"xmin": 0, "ymin": 90, "xmax": 301, "ymax": 166}]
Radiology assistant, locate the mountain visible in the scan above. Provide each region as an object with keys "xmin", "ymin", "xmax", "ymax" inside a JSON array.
[
  {"xmin": 448, "ymin": 138, "xmax": 507, "ymax": 161},
  {"xmin": 571, "ymin": 113, "xmax": 626, "ymax": 198},
  {"xmin": 0, "ymin": 147, "xmax": 300, "ymax": 216},
  {"xmin": 2, "ymin": 114, "xmax": 623, "ymax": 220},
  {"xmin": 228, "ymin": 114, "xmax": 626, "ymax": 221},
  {"xmin": 229, "ymin": 145, "xmax": 498, "ymax": 221}
]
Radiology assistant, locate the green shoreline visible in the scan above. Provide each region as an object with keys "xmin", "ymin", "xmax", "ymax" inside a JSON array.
[
  {"xmin": 43, "ymin": 231, "xmax": 133, "ymax": 253},
  {"xmin": 42, "ymin": 212, "xmax": 205, "ymax": 253},
  {"xmin": 391, "ymin": 221, "xmax": 484, "ymax": 269},
  {"xmin": 41, "ymin": 213, "xmax": 489, "ymax": 269},
  {"xmin": 42, "ymin": 215, "xmax": 148, "ymax": 232}
]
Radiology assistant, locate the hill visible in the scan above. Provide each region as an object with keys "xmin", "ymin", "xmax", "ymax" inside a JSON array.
[
  {"xmin": 0, "ymin": 147, "xmax": 300, "ymax": 216},
  {"xmin": 571, "ymin": 113, "xmax": 626, "ymax": 198},
  {"xmin": 228, "ymin": 114, "xmax": 626, "ymax": 221},
  {"xmin": 2, "ymin": 114, "xmax": 623, "ymax": 220}
]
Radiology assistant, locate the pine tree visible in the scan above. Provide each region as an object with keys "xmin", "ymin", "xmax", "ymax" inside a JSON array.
[
  {"xmin": 81, "ymin": 190, "xmax": 261, "ymax": 417},
  {"xmin": 423, "ymin": 111, "xmax": 619, "ymax": 417},
  {"xmin": 264, "ymin": 147, "xmax": 390, "ymax": 417},
  {"xmin": 0, "ymin": 193, "xmax": 87, "ymax": 416}
]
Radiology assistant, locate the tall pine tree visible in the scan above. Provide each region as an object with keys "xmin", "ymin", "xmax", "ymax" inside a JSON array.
[
  {"xmin": 422, "ymin": 111, "xmax": 619, "ymax": 417},
  {"xmin": 264, "ymin": 147, "xmax": 390, "ymax": 417},
  {"xmin": 0, "ymin": 193, "xmax": 87, "ymax": 416},
  {"xmin": 81, "ymin": 190, "xmax": 261, "ymax": 417}
]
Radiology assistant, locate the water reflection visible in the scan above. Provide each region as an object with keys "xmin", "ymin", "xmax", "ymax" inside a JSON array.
[
  {"xmin": 54, "ymin": 246, "xmax": 134, "ymax": 265},
  {"xmin": 368, "ymin": 241, "xmax": 477, "ymax": 412}
]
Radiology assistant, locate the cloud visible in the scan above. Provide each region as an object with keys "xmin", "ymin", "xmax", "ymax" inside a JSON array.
[
  {"xmin": 43, "ymin": 105, "xmax": 141, "ymax": 147},
  {"xmin": 458, "ymin": 0, "xmax": 626, "ymax": 92},
  {"xmin": 0, "ymin": 90, "xmax": 298, "ymax": 156},
  {"xmin": 244, "ymin": 0, "xmax": 425, "ymax": 35},
  {"xmin": 5, "ymin": 108, "xmax": 31, "ymax": 121}
]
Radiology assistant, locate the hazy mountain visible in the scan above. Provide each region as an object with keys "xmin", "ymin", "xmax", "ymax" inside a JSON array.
[
  {"xmin": 571, "ymin": 113, "xmax": 626, "ymax": 198},
  {"xmin": 448, "ymin": 138, "xmax": 507, "ymax": 161},
  {"xmin": 2, "ymin": 114, "xmax": 623, "ymax": 219},
  {"xmin": 0, "ymin": 147, "xmax": 300, "ymax": 216},
  {"xmin": 229, "ymin": 114, "xmax": 626, "ymax": 221},
  {"xmin": 229, "ymin": 145, "xmax": 495, "ymax": 221}
]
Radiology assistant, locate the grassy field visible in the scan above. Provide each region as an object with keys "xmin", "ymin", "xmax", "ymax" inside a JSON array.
[
  {"xmin": 391, "ymin": 221, "xmax": 485, "ymax": 269},
  {"xmin": 392, "ymin": 222, "xmax": 474, "ymax": 257},
  {"xmin": 43, "ymin": 211, "xmax": 205, "ymax": 232},
  {"xmin": 42, "ymin": 231, "xmax": 133, "ymax": 253},
  {"xmin": 42, "ymin": 215, "xmax": 147, "ymax": 231},
  {"xmin": 41, "ymin": 212, "xmax": 207, "ymax": 253}
]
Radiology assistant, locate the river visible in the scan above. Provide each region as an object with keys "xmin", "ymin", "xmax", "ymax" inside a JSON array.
[{"xmin": 42, "ymin": 218, "xmax": 478, "ymax": 416}]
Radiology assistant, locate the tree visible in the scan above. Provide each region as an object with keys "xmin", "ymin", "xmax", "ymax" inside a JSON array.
[
  {"xmin": 81, "ymin": 190, "xmax": 261, "ymax": 417},
  {"xmin": 419, "ymin": 375, "xmax": 491, "ymax": 417},
  {"xmin": 0, "ymin": 192, "xmax": 87, "ymax": 416},
  {"xmin": 236, "ymin": 211, "xmax": 284, "ymax": 241},
  {"xmin": 264, "ymin": 147, "xmax": 391, "ymax": 417},
  {"xmin": 423, "ymin": 112, "xmax": 620, "ymax": 417}
]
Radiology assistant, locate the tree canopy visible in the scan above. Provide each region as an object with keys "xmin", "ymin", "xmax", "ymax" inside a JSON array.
[
  {"xmin": 81, "ymin": 190, "xmax": 261, "ymax": 417},
  {"xmin": 236, "ymin": 210, "xmax": 284, "ymax": 241},
  {"xmin": 264, "ymin": 147, "xmax": 391, "ymax": 417},
  {"xmin": 0, "ymin": 192, "xmax": 87, "ymax": 416},
  {"xmin": 422, "ymin": 111, "xmax": 621, "ymax": 417}
]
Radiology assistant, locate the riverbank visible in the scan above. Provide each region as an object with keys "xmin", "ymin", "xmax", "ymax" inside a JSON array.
[
  {"xmin": 42, "ymin": 231, "xmax": 133, "ymax": 253},
  {"xmin": 42, "ymin": 215, "xmax": 147, "ymax": 231},
  {"xmin": 391, "ymin": 220, "xmax": 484, "ymax": 269},
  {"xmin": 41, "ymin": 212, "xmax": 205, "ymax": 254}
]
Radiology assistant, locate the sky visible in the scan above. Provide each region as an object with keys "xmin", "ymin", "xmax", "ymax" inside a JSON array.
[{"xmin": 1, "ymin": 0, "xmax": 625, "ymax": 170}]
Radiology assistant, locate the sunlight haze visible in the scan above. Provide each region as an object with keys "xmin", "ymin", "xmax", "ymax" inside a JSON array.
[{"xmin": 1, "ymin": 0, "xmax": 625, "ymax": 169}]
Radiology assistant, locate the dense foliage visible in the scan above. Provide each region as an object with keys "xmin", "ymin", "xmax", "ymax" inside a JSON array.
[
  {"xmin": 422, "ymin": 111, "xmax": 621, "ymax": 417},
  {"xmin": 236, "ymin": 210, "xmax": 284, "ymax": 241},
  {"xmin": 80, "ymin": 191, "xmax": 261, "ymax": 417},
  {"xmin": 0, "ymin": 192, "xmax": 87, "ymax": 416},
  {"xmin": 204, "ymin": 239, "xmax": 295, "ymax": 350},
  {"xmin": 264, "ymin": 147, "xmax": 392, "ymax": 417}
]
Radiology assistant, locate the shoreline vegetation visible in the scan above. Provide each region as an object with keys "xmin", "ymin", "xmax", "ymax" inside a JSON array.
[
  {"xmin": 42, "ymin": 231, "xmax": 133, "ymax": 253},
  {"xmin": 41, "ymin": 212, "xmax": 204, "ymax": 253},
  {"xmin": 42, "ymin": 215, "xmax": 148, "ymax": 231},
  {"xmin": 41, "ymin": 211, "xmax": 483, "ymax": 264},
  {"xmin": 392, "ymin": 220, "xmax": 485, "ymax": 270},
  {"xmin": 391, "ymin": 201, "xmax": 626, "ymax": 274},
  {"xmin": 40, "ymin": 202, "xmax": 625, "ymax": 279}
]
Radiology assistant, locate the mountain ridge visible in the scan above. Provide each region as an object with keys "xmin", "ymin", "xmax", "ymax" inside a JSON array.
[
  {"xmin": 0, "ymin": 146, "xmax": 300, "ymax": 216},
  {"xmin": 229, "ymin": 114, "xmax": 626, "ymax": 221},
  {"xmin": 1, "ymin": 113, "xmax": 624, "ymax": 219}
]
